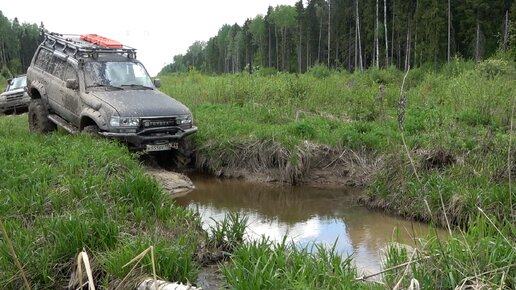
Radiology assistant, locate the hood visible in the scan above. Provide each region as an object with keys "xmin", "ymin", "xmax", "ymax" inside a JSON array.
[{"xmin": 90, "ymin": 89, "xmax": 191, "ymax": 117}]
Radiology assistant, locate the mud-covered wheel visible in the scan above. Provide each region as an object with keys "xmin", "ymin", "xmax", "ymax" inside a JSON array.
[
  {"xmin": 82, "ymin": 125, "xmax": 100, "ymax": 137},
  {"xmin": 173, "ymin": 137, "xmax": 194, "ymax": 169},
  {"xmin": 28, "ymin": 99, "xmax": 56, "ymax": 133}
]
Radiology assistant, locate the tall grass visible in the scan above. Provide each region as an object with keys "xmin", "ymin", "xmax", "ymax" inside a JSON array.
[
  {"xmin": 221, "ymin": 237, "xmax": 374, "ymax": 290},
  {"xmin": 0, "ymin": 115, "xmax": 204, "ymax": 288},
  {"xmin": 383, "ymin": 216, "xmax": 515, "ymax": 289}
]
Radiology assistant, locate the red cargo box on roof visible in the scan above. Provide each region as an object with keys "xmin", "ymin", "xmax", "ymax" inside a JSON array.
[{"xmin": 80, "ymin": 34, "xmax": 122, "ymax": 48}]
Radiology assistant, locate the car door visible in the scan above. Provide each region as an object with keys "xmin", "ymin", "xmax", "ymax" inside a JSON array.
[
  {"xmin": 45, "ymin": 52, "xmax": 68, "ymax": 117},
  {"xmin": 59, "ymin": 61, "xmax": 81, "ymax": 125}
]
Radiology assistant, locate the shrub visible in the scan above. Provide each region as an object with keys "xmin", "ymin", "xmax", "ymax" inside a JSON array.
[{"xmin": 308, "ymin": 64, "xmax": 331, "ymax": 79}]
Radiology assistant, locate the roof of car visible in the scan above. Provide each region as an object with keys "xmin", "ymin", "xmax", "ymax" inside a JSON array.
[{"xmin": 42, "ymin": 32, "xmax": 137, "ymax": 61}]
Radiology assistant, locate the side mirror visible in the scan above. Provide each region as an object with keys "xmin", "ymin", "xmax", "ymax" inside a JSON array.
[
  {"xmin": 153, "ymin": 78, "xmax": 161, "ymax": 88},
  {"xmin": 7, "ymin": 79, "xmax": 12, "ymax": 85},
  {"xmin": 66, "ymin": 79, "xmax": 79, "ymax": 90}
]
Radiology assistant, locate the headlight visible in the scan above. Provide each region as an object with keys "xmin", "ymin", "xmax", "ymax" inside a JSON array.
[
  {"xmin": 110, "ymin": 116, "xmax": 140, "ymax": 127},
  {"xmin": 177, "ymin": 114, "xmax": 193, "ymax": 128}
]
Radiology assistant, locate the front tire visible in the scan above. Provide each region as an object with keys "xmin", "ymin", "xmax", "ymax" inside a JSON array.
[
  {"xmin": 28, "ymin": 99, "xmax": 56, "ymax": 133},
  {"xmin": 173, "ymin": 137, "xmax": 194, "ymax": 169},
  {"xmin": 82, "ymin": 125, "xmax": 100, "ymax": 137}
]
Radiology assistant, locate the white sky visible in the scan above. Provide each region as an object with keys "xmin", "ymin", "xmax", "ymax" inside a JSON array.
[{"xmin": 2, "ymin": 0, "xmax": 299, "ymax": 76}]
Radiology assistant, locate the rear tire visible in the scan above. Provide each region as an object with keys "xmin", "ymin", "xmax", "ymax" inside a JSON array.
[{"xmin": 28, "ymin": 99, "xmax": 56, "ymax": 133}]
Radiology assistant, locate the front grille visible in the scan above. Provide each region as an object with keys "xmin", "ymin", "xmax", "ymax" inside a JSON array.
[
  {"xmin": 141, "ymin": 118, "xmax": 176, "ymax": 128},
  {"xmin": 6, "ymin": 93, "xmax": 23, "ymax": 101}
]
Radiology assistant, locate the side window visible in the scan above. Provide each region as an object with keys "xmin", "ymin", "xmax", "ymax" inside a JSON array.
[
  {"xmin": 34, "ymin": 49, "xmax": 52, "ymax": 72},
  {"xmin": 61, "ymin": 63, "xmax": 77, "ymax": 81},
  {"xmin": 51, "ymin": 57, "xmax": 66, "ymax": 79}
]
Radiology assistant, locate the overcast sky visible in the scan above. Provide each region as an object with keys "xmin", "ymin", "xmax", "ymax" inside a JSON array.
[{"xmin": 2, "ymin": 0, "xmax": 299, "ymax": 76}]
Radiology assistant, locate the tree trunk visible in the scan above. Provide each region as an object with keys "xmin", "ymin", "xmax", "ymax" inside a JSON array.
[
  {"xmin": 349, "ymin": 24, "xmax": 353, "ymax": 70},
  {"xmin": 328, "ymin": 0, "xmax": 331, "ymax": 67},
  {"xmin": 282, "ymin": 27, "xmax": 286, "ymax": 71},
  {"xmin": 236, "ymin": 42, "xmax": 239, "ymax": 72},
  {"xmin": 260, "ymin": 37, "xmax": 264, "ymax": 67},
  {"xmin": 356, "ymin": 0, "xmax": 363, "ymax": 70},
  {"xmin": 413, "ymin": 0, "xmax": 418, "ymax": 68},
  {"xmin": 447, "ymin": 0, "xmax": 451, "ymax": 62},
  {"xmin": 404, "ymin": 18, "xmax": 411, "ymax": 71},
  {"xmin": 503, "ymin": 9, "xmax": 509, "ymax": 51},
  {"xmin": 298, "ymin": 23, "xmax": 302, "ymax": 73},
  {"xmin": 392, "ymin": 0, "xmax": 396, "ymax": 67},
  {"xmin": 384, "ymin": 0, "xmax": 389, "ymax": 67},
  {"xmin": 475, "ymin": 19, "xmax": 480, "ymax": 61},
  {"xmin": 275, "ymin": 26, "xmax": 279, "ymax": 69},
  {"xmin": 306, "ymin": 31, "xmax": 310, "ymax": 69},
  {"xmin": 355, "ymin": 12, "xmax": 358, "ymax": 70},
  {"xmin": 268, "ymin": 25, "xmax": 272, "ymax": 67},
  {"xmin": 335, "ymin": 30, "xmax": 339, "ymax": 69},
  {"xmin": 318, "ymin": 14, "xmax": 323, "ymax": 64},
  {"xmin": 375, "ymin": 0, "xmax": 379, "ymax": 68}
]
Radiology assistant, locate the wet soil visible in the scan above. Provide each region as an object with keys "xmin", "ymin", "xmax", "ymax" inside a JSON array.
[
  {"xmin": 145, "ymin": 167, "xmax": 194, "ymax": 196},
  {"xmin": 141, "ymin": 152, "xmax": 195, "ymax": 196},
  {"xmin": 196, "ymin": 142, "xmax": 382, "ymax": 188},
  {"xmin": 195, "ymin": 265, "xmax": 225, "ymax": 290}
]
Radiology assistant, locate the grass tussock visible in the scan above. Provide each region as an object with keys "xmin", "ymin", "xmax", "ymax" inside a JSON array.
[
  {"xmin": 383, "ymin": 216, "xmax": 515, "ymax": 289},
  {"xmin": 221, "ymin": 237, "xmax": 372, "ymax": 290},
  {"xmin": 0, "ymin": 114, "xmax": 204, "ymax": 288}
]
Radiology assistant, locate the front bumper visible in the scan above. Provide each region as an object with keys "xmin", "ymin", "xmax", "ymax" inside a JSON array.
[
  {"xmin": 99, "ymin": 126, "xmax": 198, "ymax": 150},
  {"xmin": 0, "ymin": 96, "xmax": 30, "ymax": 112}
]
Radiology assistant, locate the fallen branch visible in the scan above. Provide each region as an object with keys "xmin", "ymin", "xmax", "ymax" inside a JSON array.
[
  {"xmin": 355, "ymin": 254, "xmax": 433, "ymax": 281},
  {"xmin": 393, "ymin": 249, "xmax": 418, "ymax": 290}
]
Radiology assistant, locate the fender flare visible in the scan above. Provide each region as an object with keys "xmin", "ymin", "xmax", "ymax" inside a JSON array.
[
  {"xmin": 29, "ymin": 81, "xmax": 47, "ymax": 101},
  {"xmin": 80, "ymin": 107, "xmax": 108, "ymax": 131}
]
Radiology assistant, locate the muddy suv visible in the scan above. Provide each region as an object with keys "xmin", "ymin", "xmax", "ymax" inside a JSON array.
[
  {"xmin": 26, "ymin": 32, "xmax": 197, "ymax": 161},
  {"xmin": 1, "ymin": 75, "xmax": 30, "ymax": 114}
]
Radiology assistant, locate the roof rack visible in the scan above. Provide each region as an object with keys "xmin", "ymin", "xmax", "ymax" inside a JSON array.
[{"xmin": 43, "ymin": 32, "xmax": 137, "ymax": 60}]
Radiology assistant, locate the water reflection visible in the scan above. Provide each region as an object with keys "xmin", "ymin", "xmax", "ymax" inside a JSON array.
[{"xmin": 175, "ymin": 175, "xmax": 442, "ymax": 274}]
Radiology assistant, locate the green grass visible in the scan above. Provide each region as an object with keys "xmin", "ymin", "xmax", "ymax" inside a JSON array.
[
  {"xmin": 383, "ymin": 217, "xmax": 515, "ymax": 289},
  {"xmin": 0, "ymin": 115, "xmax": 204, "ymax": 288},
  {"xmin": 221, "ymin": 238, "xmax": 373, "ymax": 290}
]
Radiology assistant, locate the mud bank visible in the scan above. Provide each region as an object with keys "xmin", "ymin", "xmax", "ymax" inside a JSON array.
[
  {"xmin": 145, "ymin": 168, "xmax": 195, "ymax": 196},
  {"xmin": 194, "ymin": 140, "xmax": 383, "ymax": 188},
  {"xmin": 191, "ymin": 142, "xmax": 497, "ymax": 229}
]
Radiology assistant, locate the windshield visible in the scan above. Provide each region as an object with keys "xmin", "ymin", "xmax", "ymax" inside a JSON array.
[
  {"xmin": 8, "ymin": 76, "xmax": 26, "ymax": 91},
  {"xmin": 84, "ymin": 61, "xmax": 153, "ymax": 89}
]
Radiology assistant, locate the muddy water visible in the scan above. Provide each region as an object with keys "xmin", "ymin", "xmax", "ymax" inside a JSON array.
[{"xmin": 175, "ymin": 175, "xmax": 443, "ymax": 275}]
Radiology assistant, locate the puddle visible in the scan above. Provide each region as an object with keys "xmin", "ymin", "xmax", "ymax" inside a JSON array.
[{"xmin": 176, "ymin": 175, "xmax": 445, "ymax": 275}]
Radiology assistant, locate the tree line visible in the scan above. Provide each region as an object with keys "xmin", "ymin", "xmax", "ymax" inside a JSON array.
[
  {"xmin": 0, "ymin": 11, "xmax": 41, "ymax": 79},
  {"xmin": 161, "ymin": 0, "xmax": 516, "ymax": 75}
]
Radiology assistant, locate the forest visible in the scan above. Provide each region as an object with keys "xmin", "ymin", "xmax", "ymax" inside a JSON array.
[
  {"xmin": 160, "ymin": 0, "xmax": 516, "ymax": 74},
  {"xmin": 0, "ymin": 11, "xmax": 41, "ymax": 79}
]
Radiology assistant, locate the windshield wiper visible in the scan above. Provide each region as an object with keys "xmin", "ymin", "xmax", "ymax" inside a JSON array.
[
  {"xmin": 87, "ymin": 83, "xmax": 124, "ymax": 90},
  {"xmin": 120, "ymin": 84, "xmax": 154, "ymax": 90}
]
